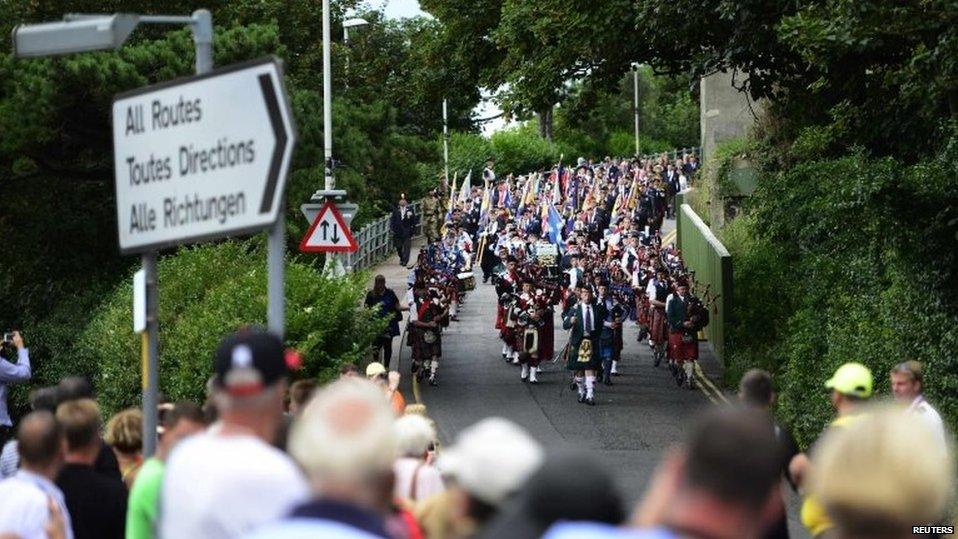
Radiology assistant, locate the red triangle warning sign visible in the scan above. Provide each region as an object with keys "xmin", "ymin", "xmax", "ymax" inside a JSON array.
[{"xmin": 299, "ymin": 201, "xmax": 358, "ymax": 253}]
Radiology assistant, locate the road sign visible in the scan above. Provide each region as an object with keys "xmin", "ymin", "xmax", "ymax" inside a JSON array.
[
  {"xmin": 112, "ymin": 57, "xmax": 296, "ymax": 254},
  {"xmin": 299, "ymin": 201, "xmax": 358, "ymax": 253},
  {"xmin": 301, "ymin": 202, "xmax": 357, "ymax": 227}
]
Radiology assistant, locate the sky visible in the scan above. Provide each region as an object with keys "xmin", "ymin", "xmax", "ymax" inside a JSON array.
[{"xmin": 376, "ymin": 0, "xmax": 513, "ymax": 136}]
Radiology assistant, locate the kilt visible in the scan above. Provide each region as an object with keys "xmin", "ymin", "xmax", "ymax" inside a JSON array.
[
  {"xmin": 637, "ymin": 296, "xmax": 650, "ymax": 327},
  {"xmin": 668, "ymin": 330, "xmax": 698, "ymax": 362},
  {"xmin": 566, "ymin": 338, "xmax": 601, "ymax": 372},
  {"xmin": 537, "ymin": 310, "xmax": 555, "ymax": 362},
  {"xmin": 650, "ymin": 307, "xmax": 668, "ymax": 343},
  {"xmin": 411, "ymin": 327, "xmax": 442, "ymax": 360},
  {"xmin": 495, "ymin": 305, "xmax": 507, "ymax": 330}
]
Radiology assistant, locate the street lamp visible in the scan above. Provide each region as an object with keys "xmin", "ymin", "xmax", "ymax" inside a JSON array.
[
  {"xmin": 343, "ymin": 17, "xmax": 369, "ymax": 43},
  {"xmin": 342, "ymin": 17, "xmax": 369, "ymax": 86},
  {"xmin": 632, "ymin": 62, "xmax": 641, "ymax": 158},
  {"xmin": 12, "ymin": 12, "xmax": 213, "ymax": 73}
]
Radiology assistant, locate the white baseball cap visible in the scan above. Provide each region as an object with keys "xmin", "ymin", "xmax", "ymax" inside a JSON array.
[{"xmin": 438, "ymin": 417, "xmax": 543, "ymax": 506}]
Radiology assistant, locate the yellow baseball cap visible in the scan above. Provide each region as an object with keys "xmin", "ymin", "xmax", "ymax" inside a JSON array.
[
  {"xmin": 825, "ymin": 362, "xmax": 873, "ymax": 398},
  {"xmin": 365, "ymin": 362, "xmax": 386, "ymax": 378}
]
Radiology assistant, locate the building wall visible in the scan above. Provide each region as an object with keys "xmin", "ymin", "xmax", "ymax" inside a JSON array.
[{"xmin": 699, "ymin": 70, "xmax": 762, "ymax": 161}]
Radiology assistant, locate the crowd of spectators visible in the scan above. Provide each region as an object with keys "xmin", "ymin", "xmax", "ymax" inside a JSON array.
[{"xmin": 0, "ymin": 327, "xmax": 952, "ymax": 539}]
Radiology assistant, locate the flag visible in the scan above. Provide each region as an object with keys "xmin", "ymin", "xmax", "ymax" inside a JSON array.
[
  {"xmin": 458, "ymin": 170, "xmax": 472, "ymax": 203},
  {"xmin": 545, "ymin": 203, "xmax": 566, "ymax": 254},
  {"xmin": 442, "ymin": 172, "xmax": 458, "ymax": 236},
  {"xmin": 478, "ymin": 181, "xmax": 492, "ymax": 230}
]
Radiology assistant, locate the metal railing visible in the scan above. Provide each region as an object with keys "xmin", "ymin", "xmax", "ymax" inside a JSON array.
[
  {"xmin": 638, "ymin": 146, "xmax": 701, "ymax": 162},
  {"xmin": 349, "ymin": 147, "xmax": 701, "ymax": 271}
]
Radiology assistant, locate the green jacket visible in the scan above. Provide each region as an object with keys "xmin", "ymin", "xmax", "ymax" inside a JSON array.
[{"xmin": 666, "ymin": 293, "xmax": 688, "ymax": 331}]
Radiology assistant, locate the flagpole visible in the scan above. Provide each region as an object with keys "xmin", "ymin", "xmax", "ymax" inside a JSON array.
[{"xmin": 443, "ymin": 98, "xmax": 450, "ymax": 184}]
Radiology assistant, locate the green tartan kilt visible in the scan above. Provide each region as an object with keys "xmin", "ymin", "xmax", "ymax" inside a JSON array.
[{"xmin": 566, "ymin": 338, "xmax": 601, "ymax": 371}]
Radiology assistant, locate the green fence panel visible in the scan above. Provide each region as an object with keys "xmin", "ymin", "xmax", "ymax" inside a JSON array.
[{"xmin": 677, "ymin": 203, "xmax": 732, "ymax": 364}]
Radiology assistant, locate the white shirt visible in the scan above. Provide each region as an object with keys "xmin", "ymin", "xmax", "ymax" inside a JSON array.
[
  {"xmin": 392, "ymin": 457, "xmax": 445, "ymax": 502},
  {"xmin": 908, "ymin": 396, "xmax": 947, "ymax": 447},
  {"xmin": 0, "ymin": 469, "xmax": 73, "ymax": 539},
  {"xmin": 159, "ymin": 429, "xmax": 308, "ymax": 539}
]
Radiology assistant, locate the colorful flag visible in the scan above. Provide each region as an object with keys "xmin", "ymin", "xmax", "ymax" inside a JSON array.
[
  {"xmin": 546, "ymin": 203, "xmax": 566, "ymax": 254},
  {"xmin": 458, "ymin": 170, "xmax": 472, "ymax": 203}
]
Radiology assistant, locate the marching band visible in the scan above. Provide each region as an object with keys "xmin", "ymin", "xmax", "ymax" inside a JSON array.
[{"xmin": 402, "ymin": 153, "xmax": 713, "ymax": 401}]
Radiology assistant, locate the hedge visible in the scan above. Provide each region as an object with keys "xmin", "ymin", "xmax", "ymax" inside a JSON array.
[
  {"xmin": 63, "ymin": 240, "xmax": 385, "ymax": 416},
  {"xmin": 720, "ymin": 129, "xmax": 958, "ymax": 447}
]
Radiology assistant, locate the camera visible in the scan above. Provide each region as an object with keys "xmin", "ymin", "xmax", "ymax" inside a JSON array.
[{"xmin": 1, "ymin": 332, "xmax": 12, "ymax": 344}]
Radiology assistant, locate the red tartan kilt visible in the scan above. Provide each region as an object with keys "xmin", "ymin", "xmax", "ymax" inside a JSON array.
[
  {"xmin": 495, "ymin": 305, "xmax": 506, "ymax": 330},
  {"xmin": 637, "ymin": 297, "xmax": 650, "ymax": 326},
  {"xmin": 650, "ymin": 308, "xmax": 668, "ymax": 342},
  {"xmin": 500, "ymin": 326, "xmax": 517, "ymax": 343},
  {"xmin": 668, "ymin": 330, "xmax": 698, "ymax": 361},
  {"xmin": 537, "ymin": 314, "xmax": 555, "ymax": 362}
]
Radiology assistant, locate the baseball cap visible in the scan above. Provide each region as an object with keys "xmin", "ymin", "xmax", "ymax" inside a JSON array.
[
  {"xmin": 365, "ymin": 362, "xmax": 387, "ymax": 378},
  {"xmin": 438, "ymin": 417, "xmax": 543, "ymax": 507},
  {"xmin": 825, "ymin": 362, "xmax": 873, "ymax": 399},
  {"xmin": 214, "ymin": 328, "xmax": 288, "ymax": 396}
]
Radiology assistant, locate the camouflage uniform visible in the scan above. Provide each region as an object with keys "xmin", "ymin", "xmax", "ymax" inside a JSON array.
[{"xmin": 421, "ymin": 193, "xmax": 442, "ymax": 243}]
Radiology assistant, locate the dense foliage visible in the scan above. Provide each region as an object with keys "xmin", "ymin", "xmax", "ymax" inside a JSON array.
[{"xmin": 717, "ymin": 130, "xmax": 958, "ymax": 446}]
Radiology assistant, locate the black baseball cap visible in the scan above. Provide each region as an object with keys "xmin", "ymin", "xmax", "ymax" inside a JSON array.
[{"xmin": 214, "ymin": 328, "xmax": 288, "ymax": 395}]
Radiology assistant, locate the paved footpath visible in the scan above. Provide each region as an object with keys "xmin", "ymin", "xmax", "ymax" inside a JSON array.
[{"xmin": 368, "ymin": 223, "xmax": 807, "ymax": 536}]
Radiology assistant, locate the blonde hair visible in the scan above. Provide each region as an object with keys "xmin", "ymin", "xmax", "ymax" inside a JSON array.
[
  {"xmin": 104, "ymin": 407, "xmax": 143, "ymax": 454},
  {"xmin": 811, "ymin": 406, "xmax": 954, "ymax": 538}
]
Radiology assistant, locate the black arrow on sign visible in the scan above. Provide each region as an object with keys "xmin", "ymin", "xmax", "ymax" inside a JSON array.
[
  {"xmin": 320, "ymin": 221, "xmax": 329, "ymax": 239},
  {"xmin": 258, "ymin": 73, "xmax": 288, "ymax": 214},
  {"xmin": 331, "ymin": 224, "xmax": 341, "ymax": 243}
]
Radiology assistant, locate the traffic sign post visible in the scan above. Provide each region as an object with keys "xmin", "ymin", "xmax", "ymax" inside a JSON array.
[
  {"xmin": 300, "ymin": 201, "xmax": 358, "ymax": 253},
  {"xmin": 112, "ymin": 57, "xmax": 296, "ymax": 253}
]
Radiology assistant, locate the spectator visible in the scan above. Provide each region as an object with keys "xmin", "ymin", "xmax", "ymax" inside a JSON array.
[
  {"xmin": 480, "ymin": 451, "xmax": 625, "ymax": 539},
  {"xmin": 104, "ymin": 407, "xmax": 143, "ymax": 488},
  {"xmin": 245, "ymin": 378, "xmax": 398, "ymax": 538},
  {"xmin": 56, "ymin": 376, "xmax": 121, "ymax": 481},
  {"xmin": 126, "ymin": 402, "xmax": 206, "ymax": 539},
  {"xmin": 739, "ymin": 369, "xmax": 799, "ymax": 539},
  {"xmin": 366, "ymin": 362, "xmax": 405, "ymax": 416},
  {"xmin": 340, "ymin": 363, "xmax": 361, "ymax": 379},
  {"xmin": 543, "ymin": 408, "xmax": 784, "ymax": 539},
  {"xmin": 287, "ymin": 379, "xmax": 317, "ymax": 417},
  {"xmin": 889, "ymin": 360, "xmax": 946, "ymax": 445},
  {"xmin": 55, "ymin": 399, "xmax": 126, "ymax": 539},
  {"xmin": 0, "ymin": 410, "xmax": 73, "ymax": 539},
  {"xmin": 417, "ymin": 418, "xmax": 543, "ymax": 539},
  {"xmin": 810, "ymin": 407, "xmax": 954, "ymax": 539},
  {"xmin": 0, "ymin": 331, "xmax": 31, "ymax": 447},
  {"xmin": 365, "ymin": 274, "xmax": 405, "ymax": 369},
  {"xmin": 393, "ymin": 414, "xmax": 444, "ymax": 504},
  {"xmin": 1, "ymin": 385, "xmax": 60, "ymax": 479},
  {"xmin": 789, "ymin": 362, "xmax": 873, "ymax": 538},
  {"xmin": 159, "ymin": 329, "xmax": 307, "ymax": 539}
]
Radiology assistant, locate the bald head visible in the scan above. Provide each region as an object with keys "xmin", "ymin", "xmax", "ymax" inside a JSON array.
[{"xmin": 17, "ymin": 411, "xmax": 64, "ymax": 474}]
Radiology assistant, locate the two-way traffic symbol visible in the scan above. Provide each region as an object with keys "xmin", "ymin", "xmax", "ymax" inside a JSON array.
[{"xmin": 299, "ymin": 201, "xmax": 358, "ymax": 253}]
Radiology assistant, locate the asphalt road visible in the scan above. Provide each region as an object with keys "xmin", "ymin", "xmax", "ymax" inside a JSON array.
[{"xmin": 372, "ymin": 224, "xmax": 808, "ymax": 536}]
